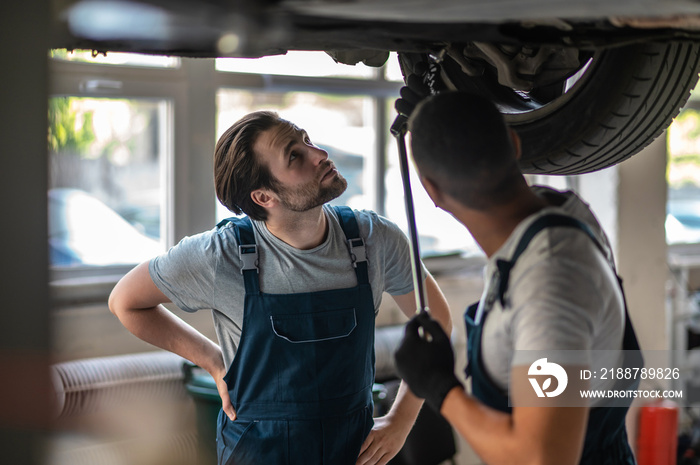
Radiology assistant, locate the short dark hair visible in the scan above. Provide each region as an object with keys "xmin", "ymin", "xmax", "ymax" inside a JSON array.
[
  {"xmin": 408, "ymin": 92, "xmax": 523, "ymax": 210},
  {"xmin": 214, "ymin": 111, "xmax": 287, "ymax": 221}
]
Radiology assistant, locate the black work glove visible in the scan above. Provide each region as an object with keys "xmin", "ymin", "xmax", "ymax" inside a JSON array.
[
  {"xmin": 394, "ymin": 61, "xmax": 445, "ymax": 119},
  {"xmin": 394, "ymin": 312, "xmax": 463, "ymax": 413}
]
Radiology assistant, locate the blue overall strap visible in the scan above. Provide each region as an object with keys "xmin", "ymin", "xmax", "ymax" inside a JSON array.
[
  {"xmin": 495, "ymin": 213, "xmax": 603, "ymax": 307},
  {"xmin": 217, "ymin": 216, "xmax": 260, "ymax": 294},
  {"xmin": 332, "ymin": 206, "xmax": 370, "ymax": 285}
]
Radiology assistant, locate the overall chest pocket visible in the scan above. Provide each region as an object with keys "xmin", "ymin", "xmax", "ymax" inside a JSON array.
[{"xmin": 270, "ymin": 307, "xmax": 357, "ymax": 343}]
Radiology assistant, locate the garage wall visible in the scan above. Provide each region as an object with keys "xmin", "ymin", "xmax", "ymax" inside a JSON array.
[
  {"xmin": 0, "ymin": 1, "xmax": 52, "ymax": 464},
  {"xmin": 618, "ymin": 135, "xmax": 669, "ymax": 352}
]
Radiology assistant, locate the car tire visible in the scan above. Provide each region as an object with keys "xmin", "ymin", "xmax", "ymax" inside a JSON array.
[{"xmin": 400, "ymin": 40, "xmax": 700, "ymax": 175}]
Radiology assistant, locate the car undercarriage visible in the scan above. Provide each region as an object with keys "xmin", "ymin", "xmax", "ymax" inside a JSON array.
[{"xmin": 50, "ymin": 0, "xmax": 700, "ymax": 173}]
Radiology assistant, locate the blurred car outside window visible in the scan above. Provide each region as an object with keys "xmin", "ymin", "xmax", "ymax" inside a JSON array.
[{"xmin": 49, "ymin": 188, "xmax": 162, "ymax": 266}]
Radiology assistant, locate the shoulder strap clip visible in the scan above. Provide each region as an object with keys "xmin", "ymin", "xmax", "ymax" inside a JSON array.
[
  {"xmin": 238, "ymin": 244, "xmax": 259, "ymax": 274},
  {"xmin": 347, "ymin": 238, "xmax": 367, "ymax": 268}
]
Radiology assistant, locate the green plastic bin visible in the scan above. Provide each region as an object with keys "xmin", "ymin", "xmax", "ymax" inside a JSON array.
[{"xmin": 183, "ymin": 363, "xmax": 221, "ymax": 465}]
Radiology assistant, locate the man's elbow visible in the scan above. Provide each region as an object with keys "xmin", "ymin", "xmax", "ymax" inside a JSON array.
[
  {"xmin": 108, "ymin": 280, "xmax": 133, "ymax": 318},
  {"xmin": 107, "ymin": 288, "xmax": 121, "ymax": 317}
]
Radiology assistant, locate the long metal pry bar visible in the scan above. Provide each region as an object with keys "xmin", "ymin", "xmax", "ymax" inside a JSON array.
[{"xmin": 390, "ymin": 114, "xmax": 429, "ymax": 315}]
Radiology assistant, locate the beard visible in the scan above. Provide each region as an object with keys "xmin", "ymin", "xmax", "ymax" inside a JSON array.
[{"xmin": 273, "ymin": 166, "xmax": 348, "ymax": 212}]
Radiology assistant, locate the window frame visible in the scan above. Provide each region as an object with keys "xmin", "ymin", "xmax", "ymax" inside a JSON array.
[{"xmin": 49, "ymin": 59, "xmax": 182, "ymax": 298}]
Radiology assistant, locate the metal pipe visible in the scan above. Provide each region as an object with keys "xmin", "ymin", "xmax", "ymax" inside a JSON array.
[{"xmin": 390, "ymin": 114, "xmax": 429, "ymax": 315}]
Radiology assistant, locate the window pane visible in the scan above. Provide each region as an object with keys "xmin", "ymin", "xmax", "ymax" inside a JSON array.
[
  {"xmin": 667, "ymin": 105, "xmax": 700, "ymax": 244},
  {"xmin": 384, "ymin": 52, "xmax": 405, "ymax": 82},
  {"xmin": 216, "ymin": 89, "xmax": 376, "ymax": 221},
  {"xmin": 216, "ymin": 51, "xmax": 377, "ymax": 79},
  {"xmin": 50, "ymin": 49, "xmax": 179, "ymax": 68},
  {"xmin": 383, "ymin": 101, "xmax": 482, "ymax": 257},
  {"xmin": 48, "ymin": 97, "xmax": 167, "ymax": 266}
]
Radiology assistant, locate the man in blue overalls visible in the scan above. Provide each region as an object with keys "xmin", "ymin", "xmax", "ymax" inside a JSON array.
[
  {"xmin": 394, "ymin": 91, "xmax": 642, "ymax": 464},
  {"xmin": 109, "ymin": 110, "xmax": 452, "ymax": 465}
]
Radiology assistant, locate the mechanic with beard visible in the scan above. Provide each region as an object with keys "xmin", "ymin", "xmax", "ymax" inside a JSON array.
[
  {"xmin": 109, "ymin": 110, "xmax": 451, "ymax": 465},
  {"xmin": 393, "ymin": 92, "xmax": 641, "ymax": 465}
]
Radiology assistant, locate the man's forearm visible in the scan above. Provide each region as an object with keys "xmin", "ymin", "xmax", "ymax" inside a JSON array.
[
  {"xmin": 111, "ymin": 293, "xmax": 236, "ymax": 420},
  {"xmin": 109, "ymin": 261, "xmax": 227, "ymax": 378},
  {"xmin": 386, "ymin": 379, "xmax": 423, "ymax": 428},
  {"xmin": 115, "ymin": 303, "xmax": 225, "ymax": 375},
  {"xmin": 440, "ymin": 387, "xmax": 587, "ymax": 465},
  {"xmin": 425, "ymin": 274, "xmax": 452, "ymax": 335},
  {"xmin": 440, "ymin": 387, "xmax": 516, "ymax": 462},
  {"xmin": 388, "ymin": 273, "xmax": 451, "ymax": 427}
]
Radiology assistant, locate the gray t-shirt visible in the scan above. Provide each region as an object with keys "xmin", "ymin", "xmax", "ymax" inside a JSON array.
[
  {"xmin": 479, "ymin": 186, "xmax": 625, "ymax": 394},
  {"xmin": 150, "ymin": 205, "xmax": 417, "ymax": 367}
]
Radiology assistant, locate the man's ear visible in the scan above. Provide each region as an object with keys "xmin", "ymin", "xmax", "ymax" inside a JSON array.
[
  {"xmin": 250, "ymin": 189, "xmax": 276, "ymax": 209},
  {"xmin": 419, "ymin": 174, "xmax": 444, "ymax": 208},
  {"xmin": 510, "ymin": 129, "xmax": 522, "ymax": 161}
]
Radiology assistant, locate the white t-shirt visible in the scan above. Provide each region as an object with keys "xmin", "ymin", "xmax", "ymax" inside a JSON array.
[{"xmin": 479, "ymin": 186, "xmax": 625, "ymax": 394}]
